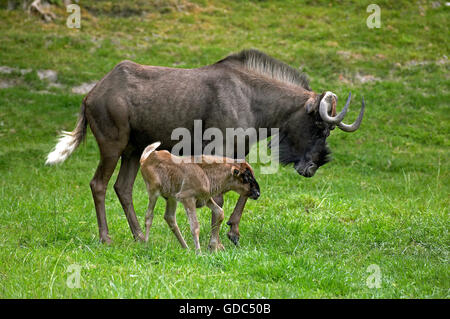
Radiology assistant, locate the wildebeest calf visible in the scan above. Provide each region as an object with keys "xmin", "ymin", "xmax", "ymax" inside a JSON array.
[{"xmin": 140, "ymin": 142, "xmax": 260, "ymax": 251}]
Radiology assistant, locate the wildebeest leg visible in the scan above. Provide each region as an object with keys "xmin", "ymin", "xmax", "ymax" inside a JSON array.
[
  {"xmin": 206, "ymin": 198, "xmax": 225, "ymax": 252},
  {"xmin": 90, "ymin": 154, "xmax": 120, "ymax": 244},
  {"xmin": 226, "ymin": 195, "xmax": 248, "ymax": 245},
  {"xmin": 114, "ymin": 152, "xmax": 145, "ymax": 241},
  {"xmin": 144, "ymin": 193, "xmax": 158, "ymax": 243},
  {"xmin": 181, "ymin": 198, "xmax": 201, "ymax": 251},
  {"xmin": 164, "ymin": 198, "xmax": 188, "ymax": 249},
  {"xmin": 85, "ymin": 95, "xmax": 130, "ymax": 244}
]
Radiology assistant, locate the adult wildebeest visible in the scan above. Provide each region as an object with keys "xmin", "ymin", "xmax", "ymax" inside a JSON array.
[{"xmin": 46, "ymin": 49, "xmax": 364, "ymax": 245}]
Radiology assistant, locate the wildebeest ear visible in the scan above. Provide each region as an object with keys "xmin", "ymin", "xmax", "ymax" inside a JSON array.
[{"xmin": 305, "ymin": 95, "xmax": 320, "ymax": 114}]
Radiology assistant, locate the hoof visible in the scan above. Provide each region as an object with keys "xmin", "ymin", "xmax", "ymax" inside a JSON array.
[
  {"xmin": 208, "ymin": 242, "xmax": 225, "ymax": 252},
  {"xmin": 100, "ymin": 235, "xmax": 112, "ymax": 245},
  {"xmin": 227, "ymin": 231, "xmax": 240, "ymax": 246},
  {"xmin": 134, "ymin": 232, "xmax": 146, "ymax": 242}
]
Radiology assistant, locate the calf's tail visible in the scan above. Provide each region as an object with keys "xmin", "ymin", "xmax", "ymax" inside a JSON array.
[
  {"xmin": 140, "ymin": 142, "xmax": 161, "ymax": 165},
  {"xmin": 45, "ymin": 101, "xmax": 87, "ymax": 165}
]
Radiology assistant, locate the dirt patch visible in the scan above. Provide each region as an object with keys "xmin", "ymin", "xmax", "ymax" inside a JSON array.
[
  {"xmin": 336, "ymin": 50, "xmax": 363, "ymax": 60},
  {"xmin": 404, "ymin": 56, "xmax": 448, "ymax": 67},
  {"xmin": 355, "ymin": 73, "xmax": 380, "ymax": 84},
  {"xmin": 338, "ymin": 72, "xmax": 381, "ymax": 85}
]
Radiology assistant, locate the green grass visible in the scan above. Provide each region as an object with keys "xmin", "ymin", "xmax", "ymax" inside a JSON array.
[{"xmin": 0, "ymin": 0, "xmax": 448, "ymax": 298}]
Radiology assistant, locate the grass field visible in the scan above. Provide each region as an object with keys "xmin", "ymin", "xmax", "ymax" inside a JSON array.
[{"xmin": 0, "ymin": 0, "xmax": 448, "ymax": 298}]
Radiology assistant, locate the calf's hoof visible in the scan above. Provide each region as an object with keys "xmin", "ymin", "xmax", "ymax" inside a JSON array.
[
  {"xmin": 133, "ymin": 232, "xmax": 146, "ymax": 242},
  {"xmin": 208, "ymin": 242, "xmax": 225, "ymax": 252},
  {"xmin": 227, "ymin": 231, "xmax": 240, "ymax": 246}
]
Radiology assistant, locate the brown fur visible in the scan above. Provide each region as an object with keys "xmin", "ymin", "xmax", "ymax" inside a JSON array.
[{"xmin": 140, "ymin": 143, "xmax": 260, "ymax": 251}]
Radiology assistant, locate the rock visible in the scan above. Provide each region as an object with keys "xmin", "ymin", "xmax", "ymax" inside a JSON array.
[
  {"xmin": 20, "ymin": 68, "xmax": 32, "ymax": 75},
  {"xmin": 71, "ymin": 81, "xmax": 97, "ymax": 95},
  {"xmin": 37, "ymin": 69, "xmax": 58, "ymax": 82},
  {"xmin": 437, "ymin": 57, "xmax": 448, "ymax": 65},
  {"xmin": 431, "ymin": 2, "xmax": 441, "ymax": 8},
  {"xmin": 0, "ymin": 66, "xmax": 32, "ymax": 75},
  {"xmin": 0, "ymin": 79, "xmax": 16, "ymax": 89},
  {"xmin": 48, "ymin": 82, "xmax": 65, "ymax": 89},
  {"xmin": 0, "ymin": 66, "xmax": 17, "ymax": 74}
]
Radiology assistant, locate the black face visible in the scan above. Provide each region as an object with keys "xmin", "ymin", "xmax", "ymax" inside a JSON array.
[
  {"xmin": 277, "ymin": 111, "xmax": 333, "ymax": 178},
  {"xmin": 293, "ymin": 134, "xmax": 332, "ymax": 177},
  {"xmin": 241, "ymin": 168, "xmax": 260, "ymax": 199}
]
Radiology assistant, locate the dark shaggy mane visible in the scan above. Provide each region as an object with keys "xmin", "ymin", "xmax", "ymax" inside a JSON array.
[{"xmin": 217, "ymin": 49, "xmax": 311, "ymax": 91}]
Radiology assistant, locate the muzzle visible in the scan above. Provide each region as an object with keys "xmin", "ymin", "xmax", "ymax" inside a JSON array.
[
  {"xmin": 295, "ymin": 162, "xmax": 318, "ymax": 178},
  {"xmin": 249, "ymin": 188, "xmax": 260, "ymax": 200}
]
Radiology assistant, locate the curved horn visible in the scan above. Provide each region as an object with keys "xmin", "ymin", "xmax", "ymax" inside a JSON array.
[
  {"xmin": 337, "ymin": 96, "xmax": 365, "ymax": 132},
  {"xmin": 319, "ymin": 91, "xmax": 351, "ymax": 124}
]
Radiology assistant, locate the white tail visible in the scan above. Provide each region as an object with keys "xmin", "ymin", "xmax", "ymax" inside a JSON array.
[
  {"xmin": 45, "ymin": 131, "xmax": 80, "ymax": 165},
  {"xmin": 140, "ymin": 142, "xmax": 161, "ymax": 164},
  {"xmin": 46, "ymin": 103, "xmax": 87, "ymax": 165}
]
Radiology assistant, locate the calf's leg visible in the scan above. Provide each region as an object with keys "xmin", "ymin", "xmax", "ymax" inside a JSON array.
[
  {"xmin": 164, "ymin": 197, "xmax": 188, "ymax": 249},
  {"xmin": 212, "ymin": 194, "xmax": 224, "ymax": 207},
  {"xmin": 226, "ymin": 195, "xmax": 248, "ymax": 245},
  {"xmin": 144, "ymin": 193, "xmax": 158, "ymax": 243},
  {"xmin": 181, "ymin": 198, "xmax": 201, "ymax": 251},
  {"xmin": 207, "ymin": 199, "xmax": 225, "ymax": 251}
]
